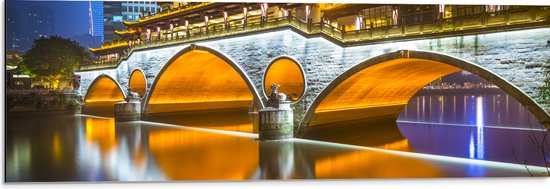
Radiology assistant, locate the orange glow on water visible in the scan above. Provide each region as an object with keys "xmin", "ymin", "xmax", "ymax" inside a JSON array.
[
  {"xmin": 314, "ymin": 148, "xmax": 441, "ymax": 178},
  {"xmin": 133, "ymin": 146, "xmax": 147, "ymax": 169},
  {"xmin": 264, "ymin": 58, "xmax": 305, "ymax": 101},
  {"xmin": 148, "ymin": 128, "xmax": 259, "ymax": 180},
  {"xmin": 52, "ymin": 132, "xmax": 62, "ymax": 164},
  {"xmin": 145, "ymin": 109, "xmax": 255, "ymax": 134},
  {"xmin": 374, "ymin": 139, "xmax": 411, "ymax": 151},
  {"xmin": 312, "ymin": 58, "xmax": 460, "ymax": 125},
  {"xmin": 146, "ymin": 50, "xmax": 254, "ymax": 114},
  {"xmin": 85, "ymin": 118, "xmax": 117, "ymax": 154},
  {"xmin": 129, "ymin": 70, "xmax": 147, "ymax": 96}
]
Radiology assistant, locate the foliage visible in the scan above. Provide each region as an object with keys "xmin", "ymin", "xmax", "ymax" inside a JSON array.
[
  {"xmin": 7, "ymin": 92, "xmax": 83, "ymax": 112},
  {"xmin": 6, "ymin": 51, "xmax": 23, "ymax": 66},
  {"xmin": 21, "ymin": 36, "xmax": 91, "ymax": 88},
  {"xmin": 66, "ymin": 94, "xmax": 83, "ymax": 111}
]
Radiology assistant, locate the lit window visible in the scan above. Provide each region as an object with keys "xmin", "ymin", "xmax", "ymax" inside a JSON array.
[{"xmin": 113, "ymin": 16, "xmax": 123, "ymax": 22}]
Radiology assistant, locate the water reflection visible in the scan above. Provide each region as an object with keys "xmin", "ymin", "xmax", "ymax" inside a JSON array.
[
  {"xmin": 147, "ymin": 126, "xmax": 259, "ymax": 180},
  {"xmin": 6, "ymin": 113, "xmax": 549, "ymax": 182},
  {"xmin": 398, "ymin": 93, "xmax": 550, "ymax": 167},
  {"xmin": 399, "ymin": 93, "xmax": 541, "ymax": 128},
  {"xmin": 472, "ymin": 96, "xmax": 485, "ymax": 160},
  {"xmin": 144, "ymin": 109, "xmax": 255, "ymax": 133}
]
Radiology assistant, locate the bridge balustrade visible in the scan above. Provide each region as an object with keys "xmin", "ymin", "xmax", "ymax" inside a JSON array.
[{"xmin": 78, "ymin": 6, "xmax": 550, "ymax": 71}]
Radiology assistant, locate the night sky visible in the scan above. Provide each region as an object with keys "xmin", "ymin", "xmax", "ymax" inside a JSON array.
[{"xmin": 7, "ymin": 0, "xmax": 93, "ymax": 50}]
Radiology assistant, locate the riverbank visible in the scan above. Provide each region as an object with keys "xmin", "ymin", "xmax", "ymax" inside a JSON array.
[{"xmin": 6, "ymin": 90, "xmax": 81, "ymax": 112}]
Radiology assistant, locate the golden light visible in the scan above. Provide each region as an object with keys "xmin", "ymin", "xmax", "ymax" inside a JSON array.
[
  {"xmin": 264, "ymin": 58, "xmax": 305, "ymax": 101},
  {"xmin": 314, "ymin": 149, "xmax": 442, "ymax": 178},
  {"xmin": 83, "ymin": 76, "xmax": 125, "ymax": 116},
  {"xmin": 193, "ymin": 23, "xmax": 205, "ymax": 27},
  {"xmin": 311, "ymin": 58, "xmax": 460, "ymax": 126},
  {"xmin": 129, "ymin": 70, "xmax": 147, "ymax": 97},
  {"xmin": 148, "ymin": 128, "xmax": 258, "ymax": 180},
  {"xmin": 52, "ymin": 132, "xmax": 62, "ymax": 165},
  {"xmin": 85, "ymin": 118, "xmax": 117, "ymax": 154},
  {"xmin": 248, "ymin": 10, "xmax": 262, "ymax": 16},
  {"xmin": 145, "ymin": 109, "xmax": 254, "ymax": 133},
  {"xmin": 146, "ymin": 50, "xmax": 254, "ymax": 114},
  {"xmin": 229, "ymin": 15, "xmax": 243, "ymax": 20}
]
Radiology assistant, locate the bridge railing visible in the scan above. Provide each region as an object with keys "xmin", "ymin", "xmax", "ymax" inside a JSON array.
[{"xmin": 78, "ymin": 6, "xmax": 550, "ymax": 71}]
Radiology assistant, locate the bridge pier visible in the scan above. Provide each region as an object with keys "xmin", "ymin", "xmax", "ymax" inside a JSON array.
[
  {"xmin": 259, "ymin": 84, "xmax": 294, "ymax": 140},
  {"xmin": 114, "ymin": 97, "xmax": 141, "ymax": 122}
]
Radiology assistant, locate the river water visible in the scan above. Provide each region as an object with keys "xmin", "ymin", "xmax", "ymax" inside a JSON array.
[{"xmin": 5, "ymin": 92, "xmax": 550, "ymax": 182}]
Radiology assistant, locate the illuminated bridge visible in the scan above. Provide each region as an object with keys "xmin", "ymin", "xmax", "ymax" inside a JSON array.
[{"xmin": 75, "ymin": 3, "xmax": 550, "ymax": 138}]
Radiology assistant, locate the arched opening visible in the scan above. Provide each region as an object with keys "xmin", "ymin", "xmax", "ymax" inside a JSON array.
[
  {"xmin": 129, "ymin": 69, "xmax": 146, "ymax": 97},
  {"xmin": 83, "ymin": 75, "xmax": 126, "ymax": 117},
  {"xmin": 263, "ymin": 57, "xmax": 306, "ymax": 101},
  {"xmin": 143, "ymin": 45, "xmax": 262, "ymax": 133},
  {"xmin": 298, "ymin": 50, "xmax": 550, "ymax": 146}
]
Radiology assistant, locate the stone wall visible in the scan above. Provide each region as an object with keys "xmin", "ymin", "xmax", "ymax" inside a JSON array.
[{"xmin": 75, "ymin": 28, "xmax": 550, "ymax": 124}]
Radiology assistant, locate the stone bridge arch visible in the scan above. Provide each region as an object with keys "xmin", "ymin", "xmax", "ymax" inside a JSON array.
[
  {"xmin": 83, "ymin": 74, "xmax": 127, "ymax": 116},
  {"xmin": 143, "ymin": 44, "xmax": 264, "ymax": 115},
  {"xmin": 129, "ymin": 69, "xmax": 147, "ymax": 97},
  {"xmin": 297, "ymin": 50, "xmax": 550, "ymax": 137},
  {"xmin": 262, "ymin": 56, "xmax": 307, "ymax": 102}
]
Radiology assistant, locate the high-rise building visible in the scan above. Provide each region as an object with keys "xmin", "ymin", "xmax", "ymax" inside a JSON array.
[
  {"xmin": 89, "ymin": 0, "xmax": 104, "ymax": 42},
  {"xmin": 28, "ymin": 5, "xmax": 54, "ymax": 39},
  {"xmin": 103, "ymin": 1, "xmax": 160, "ymax": 42},
  {"xmin": 122, "ymin": 1, "xmax": 159, "ymax": 22}
]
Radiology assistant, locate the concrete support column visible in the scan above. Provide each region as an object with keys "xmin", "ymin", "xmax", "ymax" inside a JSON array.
[
  {"xmin": 114, "ymin": 96, "xmax": 141, "ymax": 122},
  {"xmin": 259, "ymin": 84, "xmax": 294, "ymax": 140}
]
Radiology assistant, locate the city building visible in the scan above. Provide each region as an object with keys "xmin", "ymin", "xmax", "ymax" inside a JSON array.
[
  {"xmin": 89, "ymin": 0, "xmax": 104, "ymax": 42},
  {"xmin": 103, "ymin": 1, "xmax": 160, "ymax": 42}
]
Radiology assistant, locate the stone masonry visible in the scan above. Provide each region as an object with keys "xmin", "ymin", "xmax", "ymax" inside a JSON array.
[{"xmin": 75, "ymin": 28, "xmax": 550, "ymax": 125}]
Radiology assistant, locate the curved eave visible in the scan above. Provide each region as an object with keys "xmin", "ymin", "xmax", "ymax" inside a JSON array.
[
  {"xmin": 89, "ymin": 42, "xmax": 129, "ymax": 53},
  {"xmin": 115, "ymin": 30, "xmax": 138, "ymax": 37},
  {"xmin": 123, "ymin": 20, "xmax": 139, "ymax": 27}
]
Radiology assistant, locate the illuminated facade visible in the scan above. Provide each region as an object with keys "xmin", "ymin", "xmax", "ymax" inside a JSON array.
[
  {"xmin": 78, "ymin": 3, "xmax": 550, "ymax": 135},
  {"xmin": 89, "ymin": 0, "xmax": 104, "ymax": 42}
]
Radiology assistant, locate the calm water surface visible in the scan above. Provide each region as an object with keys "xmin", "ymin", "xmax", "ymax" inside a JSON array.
[
  {"xmin": 6, "ymin": 92, "xmax": 550, "ymax": 182},
  {"xmin": 398, "ymin": 93, "xmax": 549, "ymax": 166}
]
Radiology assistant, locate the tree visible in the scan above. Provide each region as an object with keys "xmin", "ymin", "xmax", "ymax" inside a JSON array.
[
  {"xmin": 6, "ymin": 50, "xmax": 23, "ymax": 66},
  {"xmin": 21, "ymin": 36, "xmax": 91, "ymax": 89}
]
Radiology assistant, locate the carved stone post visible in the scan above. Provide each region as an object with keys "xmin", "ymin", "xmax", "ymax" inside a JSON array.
[
  {"xmin": 259, "ymin": 84, "xmax": 294, "ymax": 140},
  {"xmin": 114, "ymin": 88, "xmax": 142, "ymax": 122}
]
